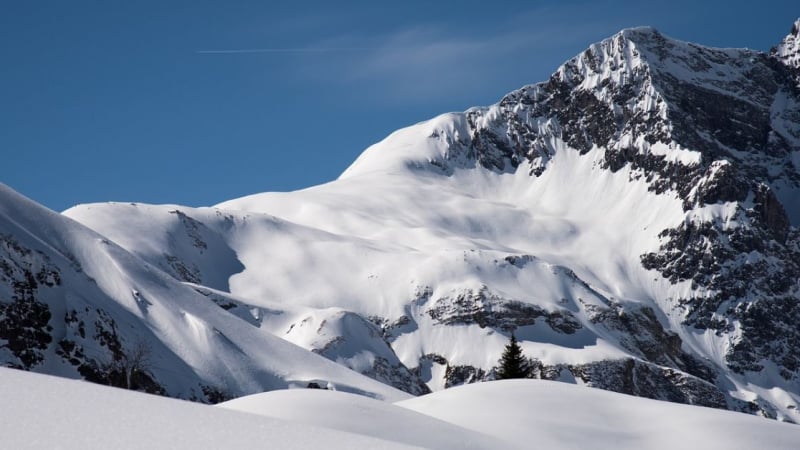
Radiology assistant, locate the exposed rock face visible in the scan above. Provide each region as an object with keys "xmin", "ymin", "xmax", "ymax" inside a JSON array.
[
  {"xmin": 426, "ymin": 285, "xmax": 582, "ymax": 334},
  {"xmin": 57, "ymin": 307, "xmax": 165, "ymax": 395},
  {"xmin": 544, "ymin": 359, "xmax": 728, "ymax": 410},
  {"xmin": 0, "ymin": 234, "xmax": 56, "ymax": 369},
  {"xmin": 0, "ymin": 233, "xmax": 168, "ymax": 396},
  {"xmin": 583, "ymin": 301, "xmax": 717, "ymax": 383}
]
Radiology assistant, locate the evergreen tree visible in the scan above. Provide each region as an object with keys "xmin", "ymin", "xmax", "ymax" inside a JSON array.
[{"xmin": 495, "ymin": 333, "xmax": 531, "ymax": 379}]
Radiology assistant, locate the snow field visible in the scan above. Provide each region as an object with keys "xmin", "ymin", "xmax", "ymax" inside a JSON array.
[{"xmin": 6, "ymin": 367, "xmax": 799, "ymax": 449}]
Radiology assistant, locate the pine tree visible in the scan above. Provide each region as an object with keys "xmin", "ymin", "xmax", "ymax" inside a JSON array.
[{"xmin": 495, "ymin": 333, "xmax": 531, "ymax": 379}]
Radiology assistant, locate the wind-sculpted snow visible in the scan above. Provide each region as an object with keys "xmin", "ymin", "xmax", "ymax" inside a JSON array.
[{"xmin": 6, "ymin": 19, "xmax": 800, "ymax": 423}]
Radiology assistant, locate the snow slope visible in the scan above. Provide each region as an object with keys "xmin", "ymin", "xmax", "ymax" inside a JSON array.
[
  {"xmin": 397, "ymin": 379, "xmax": 800, "ymax": 450},
  {"xmin": 219, "ymin": 389, "xmax": 502, "ymax": 449},
  {"xmin": 0, "ymin": 183, "xmax": 408, "ymax": 402},
  {"xmin": 0, "ymin": 367, "xmax": 413, "ymax": 450},
  {"xmin": 9, "ymin": 367, "xmax": 799, "ymax": 449}
]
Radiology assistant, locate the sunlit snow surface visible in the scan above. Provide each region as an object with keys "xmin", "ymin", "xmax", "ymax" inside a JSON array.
[
  {"xmin": 0, "ymin": 368, "xmax": 413, "ymax": 450},
  {"xmin": 6, "ymin": 368, "xmax": 797, "ymax": 449},
  {"xmin": 229, "ymin": 377, "xmax": 800, "ymax": 449},
  {"xmin": 397, "ymin": 379, "xmax": 800, "ymax": 449}
]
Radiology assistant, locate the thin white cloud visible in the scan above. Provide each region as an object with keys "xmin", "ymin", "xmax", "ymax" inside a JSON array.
[
  {"xmin": 196, "ymin": 47, "xmax": 367, "ymax": 54},
  {"xmin": 296, "ymin": 24, "xmax": 588, "ymax": 104},
  {"xmin": 197, "ymin": 2, "xmax": 632, "ymax": 105}
]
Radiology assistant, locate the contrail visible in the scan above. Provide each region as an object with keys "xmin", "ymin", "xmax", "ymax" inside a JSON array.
[{"xmin": 195, "ymin": 47, "xmax": 367, "ymax": 54}]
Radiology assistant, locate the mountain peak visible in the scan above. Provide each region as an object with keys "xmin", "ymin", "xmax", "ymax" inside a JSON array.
[
  {"xmin": 772, "ymin": 18, "xmax": 800, "ymax": 72},
  {"xmin": 617, "ymin": 25, "xmax": 662, "ymax": 40}
]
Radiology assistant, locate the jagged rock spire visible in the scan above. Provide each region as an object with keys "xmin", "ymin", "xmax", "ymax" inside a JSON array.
[{"xmin": 772, "ymin": 18, "xmax": 800, "ymax": 72}]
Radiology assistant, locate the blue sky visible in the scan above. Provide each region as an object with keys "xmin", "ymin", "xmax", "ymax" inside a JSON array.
[{"xmin": 3, "ymin": 1, "xmax": 798, "ymax": 211}]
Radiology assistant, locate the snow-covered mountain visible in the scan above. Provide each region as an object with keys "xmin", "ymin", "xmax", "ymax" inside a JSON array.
[
  {"xmin": 4, "ymin": 19, "xmax": 800, "ymax": 422},
  {"xmin": 0, "ymin": 184, "xmax": 408, "ymax": 402}
]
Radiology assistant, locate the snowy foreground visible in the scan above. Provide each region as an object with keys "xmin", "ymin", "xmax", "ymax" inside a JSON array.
[{"xmin": 4, "ymin": 368, "xmax": 799, "ymax": 449}]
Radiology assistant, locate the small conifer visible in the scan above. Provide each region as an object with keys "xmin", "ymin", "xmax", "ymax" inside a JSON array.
[{"xmin": 495, "ymin": 333, "xmax": 531, "ymax": 379}]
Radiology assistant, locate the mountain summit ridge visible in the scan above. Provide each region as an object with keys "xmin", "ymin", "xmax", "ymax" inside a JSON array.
[
  {"xmin": 773, "ymin": 19, "xmax": 800, "ymax": 74},
  {"xmin": 4, "ymin": 19, "xmax": 800, "ymax": 422},
  {"xmin": 345, "ymin": 22, "xmax": 800, "ymax": 216}
]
